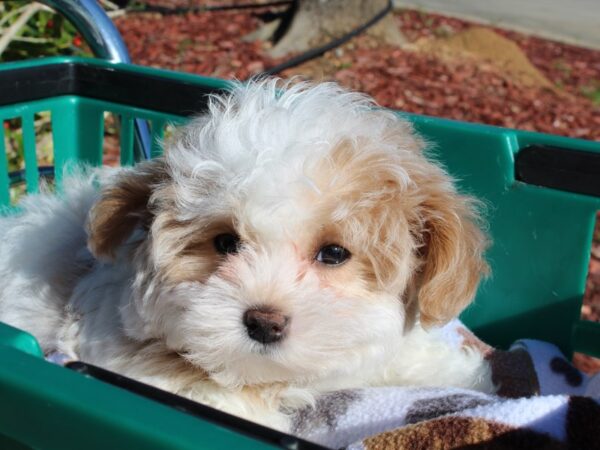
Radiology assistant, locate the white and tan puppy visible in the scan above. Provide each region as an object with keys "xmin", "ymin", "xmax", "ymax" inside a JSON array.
[{"xmin": 0, "ymin": 80, "xmax": 491, "ymax": 430}]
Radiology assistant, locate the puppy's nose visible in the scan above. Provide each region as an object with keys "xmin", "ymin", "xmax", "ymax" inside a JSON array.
[{"xmin": 243, "ymin": 307, "xmax": 290, "ymax": 344}]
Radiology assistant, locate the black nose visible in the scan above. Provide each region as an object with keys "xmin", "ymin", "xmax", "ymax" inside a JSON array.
[{"xmin": 243, "ymin": 307, "xmax": 290, "ymax": 344}]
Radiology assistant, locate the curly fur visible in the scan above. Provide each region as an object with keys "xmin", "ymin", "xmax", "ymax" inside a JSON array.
[{"xmin": 0, "ymin": 80, "xmax": 492, "ymax": 430}]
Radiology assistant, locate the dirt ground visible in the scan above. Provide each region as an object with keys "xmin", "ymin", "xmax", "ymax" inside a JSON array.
[{"xmin": 114, "ymin": 4, "xmax": 600, "ymax": 373}]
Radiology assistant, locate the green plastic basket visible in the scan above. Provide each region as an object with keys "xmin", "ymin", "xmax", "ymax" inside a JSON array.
[{"xmin": 0, "ymin": 57, "xmax": 599, "ymax": 450}]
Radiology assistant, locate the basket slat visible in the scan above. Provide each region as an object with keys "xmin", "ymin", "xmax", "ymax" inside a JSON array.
[
  {"xmin": 22, "ymin": 114, "xmax": 39, "ymax": 193},
  {"xmin": 0, "ymin": 126, "xmax": 10, "ymax": 206},
  {"xmin": 120, "ymin": 114, "xmax": 135, "ymax": 166}
]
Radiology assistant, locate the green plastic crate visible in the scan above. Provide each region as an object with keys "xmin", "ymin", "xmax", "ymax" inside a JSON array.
[{"xmin": 0, "ymin": 57, "xmax": 599, "ymax": 449}]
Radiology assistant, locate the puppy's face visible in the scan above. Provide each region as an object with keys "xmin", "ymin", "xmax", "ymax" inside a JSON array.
[{"xmin": 88, "ymin": 81, "xmax": 487, "ymax": 387}]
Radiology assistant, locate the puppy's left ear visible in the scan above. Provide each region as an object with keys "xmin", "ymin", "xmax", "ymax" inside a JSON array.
[
  {"xmin": 415, "ymin": 179, "xmax": 489, "ymax": 328},
  {"xmin": 87, "ymin": 158, "xmax": 169, "ymax": 261}
]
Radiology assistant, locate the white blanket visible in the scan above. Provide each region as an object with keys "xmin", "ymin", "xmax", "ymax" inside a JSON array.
[
  {"xmin": 291, "ymin": 325, "xmax": 600, "ymax": 449},
  {"xmin": 47, "ymin": 322, "xmax": 600, "ymax": 449}
]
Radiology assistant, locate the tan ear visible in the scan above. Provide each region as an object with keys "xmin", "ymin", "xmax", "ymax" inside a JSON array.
[
  {"xmin": 416, "ymin": 184, "xmax": 489, "ymax": 328},
  {"xmin": 87, "ymin": 158, "xmax": 168, "ymax": 260}
]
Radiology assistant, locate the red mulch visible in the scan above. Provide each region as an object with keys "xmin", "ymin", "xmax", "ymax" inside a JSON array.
[
  {"xmin": 584, "ymin": 238, "xmax": 600, "ymax": 323},
  {"xmin": 115, "ymin": 9, "xmax": 271, "ymax": 79},
  {"xmin": 114, "ymin": 5, "xmax": 600, "ymax": 373},
  {"xmin": 396, "ymin": 10, "xmax": 600, "ymax": 97},
  {"xmin": 115, "ymin": 8, "xmax": 600, "ymax": 140},
  {"xmin": 284, "ymin": 41, "xmax": 600, "ymax": 139}
]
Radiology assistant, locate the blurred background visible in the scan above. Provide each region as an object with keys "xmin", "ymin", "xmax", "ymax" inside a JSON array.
[{"xmin": 0, "ymin": 0, "xmax": 598, "ymax": 372}]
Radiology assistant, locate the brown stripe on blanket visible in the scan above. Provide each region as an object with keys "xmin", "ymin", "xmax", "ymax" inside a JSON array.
[
  {"xmin": 363, "ymin": 416, "xmax": 564, "ymax": 450},
  {"xmin": 565, "ymin": 396, "xmax": 600, "ymax": 450}
]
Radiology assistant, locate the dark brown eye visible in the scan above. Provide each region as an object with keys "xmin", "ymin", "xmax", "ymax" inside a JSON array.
[
  {"xmin": 315, "ymin": 244, "xmax": 350, "ymax": 265},
  {"xmin": 214, "ymin": 233, "xmax": 241, "ymax": 255}
]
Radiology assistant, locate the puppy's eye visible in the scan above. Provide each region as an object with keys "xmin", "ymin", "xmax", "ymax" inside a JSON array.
[
  {"xmin": 214, "ymin": 233, "xmax": 241, "ymax": 255},
  {"xmin": 315, "ymin": 244, "xmax": 351, "ymax": 265}
]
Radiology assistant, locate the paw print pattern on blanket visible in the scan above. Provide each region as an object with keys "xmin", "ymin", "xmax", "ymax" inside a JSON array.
[
  {"xmin": 487, "ymin": 347, "xmax": 540, "ymax": 398},
  {"xmin": 550, "ymin": 357, "xmax": 583, "ymax": 387},
  {"xmin": 291, "ymin": 324, "xmax": 600, "ymax": 449}
]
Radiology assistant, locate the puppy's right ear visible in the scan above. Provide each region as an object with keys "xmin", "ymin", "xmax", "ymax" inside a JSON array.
[{"xmin": 87, "ymin": 158, "xmax": 169, "ymax": 261}]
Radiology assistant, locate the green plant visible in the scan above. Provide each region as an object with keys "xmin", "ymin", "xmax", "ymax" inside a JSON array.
[
  {"xmin": 4, "ymin": 119, "xmax": 24, "ymax": 173},
  {"xmin": 552, "ymin": 58, "xmax": 572, "ymax": 77},
  {"xmin": 3, "ymin": 112, "xmax": 54, "ymax": 204},
  {"xmin": 433, "ymin": 24, "xmax": 453, "ymax": 38},
  {"xmin": 1, "ymin": 2, "xmax": 96, "ymax": 203},
  {"xmin": 581, "ymin": 84, "xmax": 600, "ymax": 105},
  {"xmin": 0, "ymin": 2, "xmax": 92, "ymax": 62}
]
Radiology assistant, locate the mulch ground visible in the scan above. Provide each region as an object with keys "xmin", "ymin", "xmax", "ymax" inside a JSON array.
[
  {"xmin": 113, "ymin": 4, "xmax": 600, "ymax": 372},
  {"xmin": 115, "ymin": 7, "xmax": 600, "ymax": 139}
]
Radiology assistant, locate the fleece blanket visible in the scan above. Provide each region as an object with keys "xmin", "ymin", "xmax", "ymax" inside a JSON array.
[
  {"xmin": 47, "ymin": 321, "xmax": 599, "ymax": 449},
  {"xmin": 290, "ymin": 321, "xmax": 600, "ymax": 450}
]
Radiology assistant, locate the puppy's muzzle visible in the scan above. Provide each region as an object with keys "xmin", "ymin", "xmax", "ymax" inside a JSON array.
[{"xmin": 243, "ymin": 307, "xmax": 290, "ymax": 344}]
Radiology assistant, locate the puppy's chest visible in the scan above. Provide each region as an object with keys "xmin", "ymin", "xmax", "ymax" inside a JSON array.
[
  {"xmin": 52, "ymin": 303, "xmax": 82, "ymax": 358},
  {"xmin": 113, "ymin": 356, "xmax": 294, "ymax": 431},
  {"xmin": 185, "ymin": 382, "xmax": 294, "ymax": 430}
]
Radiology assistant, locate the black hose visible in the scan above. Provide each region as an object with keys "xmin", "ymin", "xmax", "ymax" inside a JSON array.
[
  {"xmin": 258, "ymin": 0, "xmax": 393, "ymax": 76},
  {"xmin": 130, "ymin": 0, "xmax": 394, "ymax": 77}
]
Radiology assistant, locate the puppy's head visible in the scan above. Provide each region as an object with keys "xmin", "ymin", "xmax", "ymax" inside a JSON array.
[{"xmin": 87, "ymin": 80, "xmax": 488, "ymax": 387}]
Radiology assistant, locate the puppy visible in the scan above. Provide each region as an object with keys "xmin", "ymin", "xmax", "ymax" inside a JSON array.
[{"xmin": 0, "ymin": 80, "xmax": 492, "ymax": 431}]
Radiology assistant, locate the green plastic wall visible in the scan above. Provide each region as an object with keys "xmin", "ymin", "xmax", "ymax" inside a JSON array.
[{"xmin": 0, "ymin": 57, "xmax": 599, "ymax": 450}]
